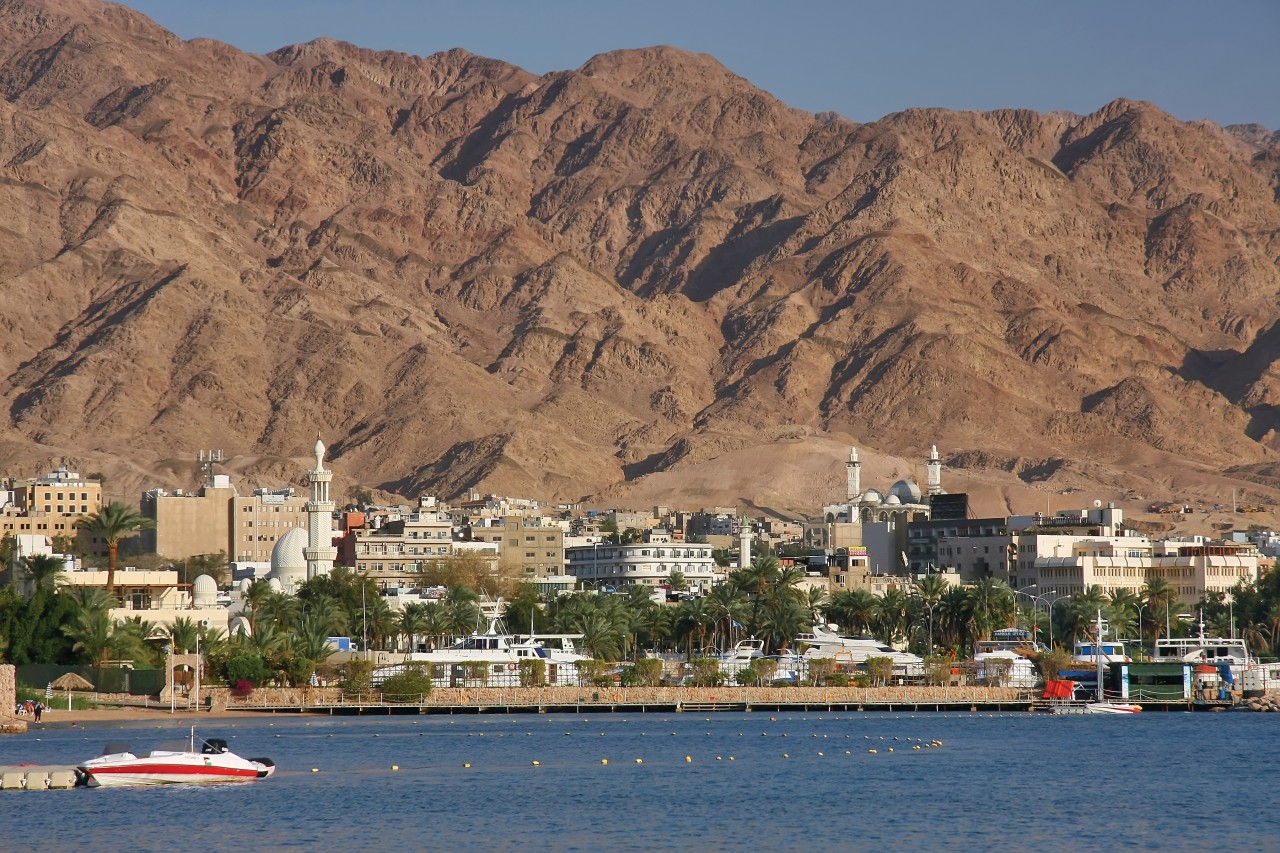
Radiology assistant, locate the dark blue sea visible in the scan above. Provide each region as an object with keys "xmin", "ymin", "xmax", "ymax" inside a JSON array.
[{"xmin": 2, "ymin": 710, "xmax": 1276, "ymax": 851}]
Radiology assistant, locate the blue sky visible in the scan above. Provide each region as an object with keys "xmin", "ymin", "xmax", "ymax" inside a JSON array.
[{"xmin": 122, "ymin": 1, "xmax": 1279, "ymax": 129}]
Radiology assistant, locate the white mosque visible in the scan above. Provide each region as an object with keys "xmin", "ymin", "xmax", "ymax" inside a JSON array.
[
  {"xmin": 821, "ymin": 445, "xmax": 944, "ymax": 526},
  {"xmin": 266, "ymin": 435, "xmax": 337, "ymax": 594}
]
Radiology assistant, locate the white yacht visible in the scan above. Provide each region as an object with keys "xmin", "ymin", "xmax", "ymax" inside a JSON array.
[
  {"xmin": 372, "ymin": 617, "xmax": 589, "ymax": 689},
  {"xmin": 973, "ymin": 628, "xmax": 1041, "ymax": 688},
  {"xmin": 715, "ymin": 639, "xmax": 765, "ymax": 678},
  {"xmin": 1152, "ymin": 613, "xmax": 1252, "ymax": 685},
  {"xmin": 796, "ymin": 624, "xmax": 924, "ymax": 677}
]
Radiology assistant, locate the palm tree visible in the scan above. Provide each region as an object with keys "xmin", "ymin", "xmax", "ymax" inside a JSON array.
[
  {"xmin": 20, "ymin": 553, "xmax": 64, "ymax": 594},
  {"xmin": 169, "ymin": 616, "xmax": 199, "ymax": 654},
  {"xmin": 400, "ymin": 602, "xmax": 429, "ymax": 655},
  {"xmin": 875, "ymin": 588, "xmax": 912, "ymax": 645},
  {"xmin": 74, "ymin": 501, "xmax": 154, "ymax": 598},
  {"xmin": 827, "ymin": 589, "xmax": 878, "ymax": 637},
  {"xmin": 674, "ymin": 598, "xmax": 714, "ymax": 658},
  {"xmin": 243, "ymin": 579, "xmax": 275, "ymax": 634},
  {"xmin": 62, "ymin": 599, "xmax": 112, "ymax": 664},
  {"xmin": 967, "ymin": 578, "xmax": 1014, "ymax": 641},
  {"xmin": 1142, "ymin": 577, "xmax": 1177, "ymax": 641}
]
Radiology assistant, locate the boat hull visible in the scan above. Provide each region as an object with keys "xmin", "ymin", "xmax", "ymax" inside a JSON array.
[{"xmin": 81, "ymin": 753, "xmax": 274, "ymax": 787}]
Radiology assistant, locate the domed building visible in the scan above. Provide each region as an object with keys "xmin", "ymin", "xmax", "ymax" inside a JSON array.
[
  {"xmin": 269, "ymin": 527, "xmax": 309, "ymax": 593},
  {"xmin": 814, "ymin": 445, "xmax": 947, "ymax": 575},
  {"xmin": 192, "ymin": 574, "xmax": 218, "ymax": 608}
]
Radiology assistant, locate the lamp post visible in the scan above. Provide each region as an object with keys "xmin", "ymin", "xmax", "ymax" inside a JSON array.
[
  {"xmin": 1031, "ymin": 589, "xmax": 1058, "ymax": 646},
  {"xmin": 1014, "ymin": 584, "xmax": 1037, "ymax": 635},
  {"xmin": 1136, "ymin": 603, "xmax": 1148, "ymax": 660},
  {"xmin": 166, "ymin": 642, "xmax": 174, "ymax": 714},
  {"xmin": 194, "ymin": 629, "xmax": 201, "ymax": 712}
]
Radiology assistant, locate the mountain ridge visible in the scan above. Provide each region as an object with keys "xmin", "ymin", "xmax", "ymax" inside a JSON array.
[{"xmin": 0, "ymin": 0, "xmax": 1278, "ymax": 519}]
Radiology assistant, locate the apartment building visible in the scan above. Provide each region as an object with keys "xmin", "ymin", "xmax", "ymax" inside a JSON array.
[
  {"xmin": 565, "ymin": 541, "xmax": 718, "ymax": 592},
  {"xmin": 466, "ymin": 515, "xmax": 566, "ymax": 581},
  {"xmin": 352, "ymin": 511, "xmax": 454, "ymax": 585},
  {"xmin": 1, "ymin": 468, "xmax": 106, "ymax": 559}
]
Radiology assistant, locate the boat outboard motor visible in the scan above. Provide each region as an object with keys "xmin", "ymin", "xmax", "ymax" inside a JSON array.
[{"xmin": 201, "ymin": 738, "xmax": 230, "ymax": 755}]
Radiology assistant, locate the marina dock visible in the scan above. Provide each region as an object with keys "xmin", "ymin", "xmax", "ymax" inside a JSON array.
[{"xmin": 0, "ymin": 765, "xmax": 81, "ymax": 790}]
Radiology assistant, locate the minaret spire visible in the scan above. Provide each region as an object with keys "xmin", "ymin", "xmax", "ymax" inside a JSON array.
[
  {"xmin": 846, "ymin": 447, "xmax": 861, "ymax": 501},
  {"xmin": 304, "ymin": 433, "xmax": 337, "ymax": 580},
  {"xmin": 926, "ymin": 444, "xmax": 942, "ymax": 496}
]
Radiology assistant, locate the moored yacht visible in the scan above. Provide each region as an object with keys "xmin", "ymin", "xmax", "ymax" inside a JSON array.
[
  {"xmin": 796, "ymin": 624, "xmax": 924, "ymax": 678},
  {"xmin": 973, "ymin": 628, "xmax": 1041, "ymax": 688},
  {"xmin": 1152, "ymin": 612, "xmax": 1252, "ymax": 683},
  {"xmin": 372, "ymin": 617, "xmax": 589, "ymax": 689}
]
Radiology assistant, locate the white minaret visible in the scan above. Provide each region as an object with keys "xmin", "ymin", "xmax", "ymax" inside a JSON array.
[
  {"xmin": 738, "ymin": 517, "xmax": 752, "ymax": 569},
  {"xmin": 304, "ymin": 434, "xmax": 337, "ymax": 580},
  {"xmin": 846, "ymin": 447, "xmax": 861, "ymax": 500},
  {"xmin": 926, "ymin": 444, "xmax": 942, "ymax": 496}
]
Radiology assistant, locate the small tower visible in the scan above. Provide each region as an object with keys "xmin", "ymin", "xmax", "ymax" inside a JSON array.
[
  {"xmin": 926, "ymin": 445, "xmax": 943, "ymax": 496},
  {"xmin": 738, "ymin": 516, "xmax": 752, "ymax": 569},
  {"xmin": 304, "ymin": 434, "xmax": 337, "ymax": 581},
  {"xmin": 846, "ymin": 447, "xmax": 861, "ymax": 501}
]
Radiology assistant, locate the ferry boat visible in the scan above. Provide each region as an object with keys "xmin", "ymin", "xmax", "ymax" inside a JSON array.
[
  {"xmin": 79, "ymin": 729, "xmax": 274, "ymax": 787},
  {"xmin": 795, "ymin": 624, "xmax": 924, "ymax": 678},
  {"xmin": 372, "ymin": 617, "xmax": 589, "ymax": 689}
]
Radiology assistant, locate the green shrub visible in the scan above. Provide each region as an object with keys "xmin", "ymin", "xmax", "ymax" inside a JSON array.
[
  {"xmin": 379, "ymin": 664, "xmax": 433, "ymax": 702},
  {"xmin": 620, "ymin": 658, "xmax": 663, "ymax": 687},
  {"xmin": 864, "ymin": 656, "xmax": 894, "ymax": 686},
  {"xmin": 827, "ymin": 672, "xmax": 850, "ymax": 687},
  {"xmin": 340, "ymin": 659, "xmax": 374, "ymax": 698},
  {"xmin": 225, "ymin": 651, "xmax": 269, "ymax": 687},
  {"xmin": 575, "ymin": 659, "xmax": 615, "ymax": 687},
  {"xmin": 689, "ymin": 658, "xmax": 722, "ymax": 687},
  {"xmin": 518, "ymin": 658, "xmax": 546, "ymax": 687},
  {"xmin": 924, "ymin": 657, "xmax": 953, "ymax": 686}
]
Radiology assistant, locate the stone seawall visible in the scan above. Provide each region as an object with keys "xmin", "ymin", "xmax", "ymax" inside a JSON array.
[
  {"xmin": 211, "ymin": 684, "xmax": 1029, "ymax": 710},
  {"xmin": 1, "ymin": 665, "xmax": 25, "ymax": 734}
]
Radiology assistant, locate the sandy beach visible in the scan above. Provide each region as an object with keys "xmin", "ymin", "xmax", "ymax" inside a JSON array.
[{"xmin": 23, "ymin": 707, "xmax": 273, "ymax": 726}]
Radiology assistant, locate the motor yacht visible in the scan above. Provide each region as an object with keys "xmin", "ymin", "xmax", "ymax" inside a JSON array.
[
  {"xmin": 373, "ymin": 616, "xmax": 589, "ymax": 688},
  {"xmin": 795, "ymin": 624, "xmax": 924, "ymax": 678}
]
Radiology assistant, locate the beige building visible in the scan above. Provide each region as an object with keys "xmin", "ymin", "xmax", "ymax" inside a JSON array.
[
  {"xmin": 1019, "ymin": 536, "xmax": 1259, "ymax": 605},
  {"xmin": 1, "ymin": 468, "xmax": 105, "ymax": 559},
  {"xmin": 144, "ymin": 476, "xmax": 309, "ymax": 563},
  {"xmin": 51, "ymin": 567, "xmax": 229, "ymax": 632},
  {"xmin": 353, "ymin": 511, "xmax": 454, "ymax": 584},
  {"xmin": 467, "ymin": 516, "xmax": 566, "ymax": 581}
]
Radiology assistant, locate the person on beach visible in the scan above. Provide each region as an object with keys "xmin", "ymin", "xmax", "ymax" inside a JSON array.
[{"xmin": 34, "ymin": 701, "xmax": 44, "ymax": 722}]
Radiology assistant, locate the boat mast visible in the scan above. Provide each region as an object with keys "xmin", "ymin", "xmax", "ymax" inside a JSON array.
[{"xmin": 1096, "ymin": 610, "xmax": 1105, "ymax": 701}]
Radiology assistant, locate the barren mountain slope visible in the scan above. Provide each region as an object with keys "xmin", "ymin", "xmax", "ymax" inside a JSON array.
[{"xmin": 1, "ymin": 0, "xmax": 1279, "ymax": 519}]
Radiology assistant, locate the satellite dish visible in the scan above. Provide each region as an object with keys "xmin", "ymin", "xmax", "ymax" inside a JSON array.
[{"xmin": 1093, "ymin": 500, "xmax": 1103, "ymax": 508}]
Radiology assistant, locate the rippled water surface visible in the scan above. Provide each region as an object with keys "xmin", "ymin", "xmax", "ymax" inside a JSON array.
[{"xmin": 2, "ymin": 710, "xmax": 1277, "ymax": 851}]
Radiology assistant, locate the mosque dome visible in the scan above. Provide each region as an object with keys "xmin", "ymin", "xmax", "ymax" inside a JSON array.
[
  {"xmin": 193, "ymin": 574, "xmax": 217, "ymax": 607},
  {"xmin": 859, "ymin": 488, "xmax": 884, "ymax": 505},
  {"xmin": 267, "ymin": 577, "xmax": 283, "ymax": 593},
  {"xmin": 269, "ymin": 526, "xmax": 308, "ymax": 592},
  {"xmin": 884, "ymin": 494, "xmax": 902, "ymax": 506},
  {"xmin": 889, "ymin": 479, "xmax": 922, "ymax": 504}
]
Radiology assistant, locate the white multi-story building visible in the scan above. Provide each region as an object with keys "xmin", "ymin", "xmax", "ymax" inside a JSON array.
[{"xmin": 565, "ymin": 541, "xmax": 718, "ymax": 592}]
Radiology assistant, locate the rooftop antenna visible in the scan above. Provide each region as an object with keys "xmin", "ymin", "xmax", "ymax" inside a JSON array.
[{"xmin": 198, "ymin": 450, "xmax": 224, "ymax": 487}]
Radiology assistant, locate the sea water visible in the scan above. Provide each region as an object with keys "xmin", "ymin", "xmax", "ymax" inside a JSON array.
[{"xmin": 2, "ymin": 711, "xmax": 1277, "ymax": 852}]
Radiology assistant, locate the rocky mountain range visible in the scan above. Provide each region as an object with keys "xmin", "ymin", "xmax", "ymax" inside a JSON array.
[{"xmin": 1, "ymin": 0, "xmax": 1278, "ymax": 520}]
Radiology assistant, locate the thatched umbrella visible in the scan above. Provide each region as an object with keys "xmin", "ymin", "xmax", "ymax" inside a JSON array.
[{"xmin": 51, "ymin": 672, "xmax": 94, "ymax": 711}]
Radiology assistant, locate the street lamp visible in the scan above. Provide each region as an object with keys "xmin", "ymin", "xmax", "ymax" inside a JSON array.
[
  {"xmin": 1014, "ymin": 584, "xmax": 1037, "ymax": 636},
  {"xmin": 1046, "ymin": 594, "xmax": 1070, "ymax": 649},
  {"xmin": 1136, "ymin": 603, "xmax": 1148, "ymax": 659},
  {"xmin": 1030, "ymin": 589, "xmax": 1058, "ymax": 646}
]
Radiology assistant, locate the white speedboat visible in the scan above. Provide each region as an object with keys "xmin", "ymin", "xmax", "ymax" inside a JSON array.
[
  {"xmin": 79, "ymin": 729, "xmax": 275, "ymax": 787},
  {"xmin": 1084, "ymin": 702, "xmax": 1142, "ymax": 714}
]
